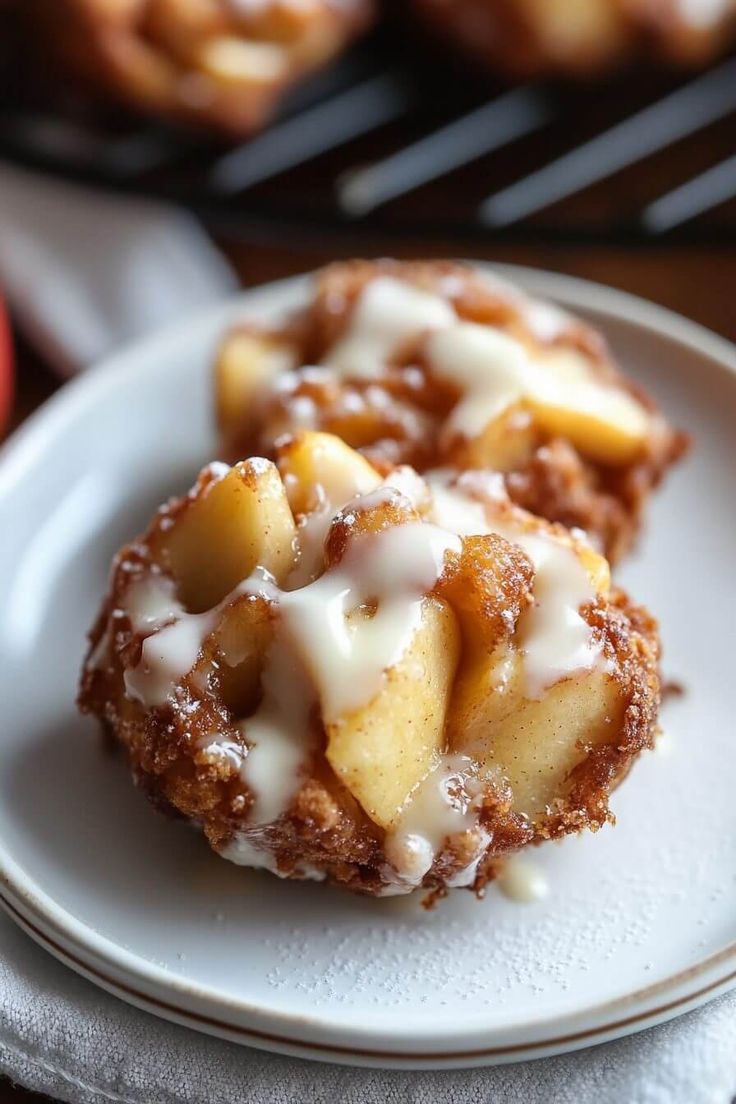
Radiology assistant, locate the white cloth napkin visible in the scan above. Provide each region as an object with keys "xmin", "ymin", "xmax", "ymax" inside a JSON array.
[
  {"xmin": 0, "ymin": 913, "xmax": 735, "ymax": 1104},
  {"xmin": 0, "ymin": 166, "xmax": 734, "ymax": 1104},
  {"xmin": 0, "ymin": 163, "xmax": 237, "ymax": 375}
]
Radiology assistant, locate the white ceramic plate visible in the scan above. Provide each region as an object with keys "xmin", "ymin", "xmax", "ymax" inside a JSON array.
[{"xmin": 1, "ymin": 266, "xmax": 735, "ymax": 1070}]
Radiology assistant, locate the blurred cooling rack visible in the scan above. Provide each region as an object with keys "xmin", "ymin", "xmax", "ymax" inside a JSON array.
[{"xmin": 1, "ymin": 20, "xmax": 735, "ymax": 247}]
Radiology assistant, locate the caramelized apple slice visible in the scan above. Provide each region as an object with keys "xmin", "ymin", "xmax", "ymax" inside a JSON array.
[
  {"xmin": 151, "ymin": 460, "xmax": 297, "ymax": 612},
  {"xmin": 216, "ymin": 331, "xmax": 298, "ymax": 447},
  {"xmin": 450, "ymin": 403, "xmax": 539, "ymax": 472},
  {"xmin": 528, "ymin": 348, "xmax": 651, "ymax": 465},
  {"xmin": 449, "ymin": 643, "xmax": 623, "ymax": 821},
  {"xmin": 276, "ymin": 430, "xmax": 382, "ymax": 515},
  {"xmin": 429, "ymin": 323, "xmax": 650, "ymax": 469},
  {"xmin": 326, "ymin": 596, "xmax": 460, "ymax": 830},
  {"xmin": 197, "ymin": 594, "xmax": 274, "ymax": 719}
]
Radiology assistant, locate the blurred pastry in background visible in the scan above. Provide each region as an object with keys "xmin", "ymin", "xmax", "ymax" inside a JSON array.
[
  {"xmin": 215, "ymin": 260, "xmax": 688, "ymax": 562},
  {"xmin": 410, "ymin": 0, "xmax": 736, "ymax": 79},
  {"xmin": 17, "ymin": 0, "xmax": 375, "ymax": 136}
]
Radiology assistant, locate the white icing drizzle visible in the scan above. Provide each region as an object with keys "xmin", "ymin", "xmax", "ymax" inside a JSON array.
[
  {"xmin": 288, "ymin": 488, "xmax": 338, "ymax": 589},
  {"xmin": 323, "ymin": 274, "xmax": 648, "ymax": 447},
  {"xmin": 122, "ymin": 574, "xmax": 208, "ymax": 707},
  {"xmin": 198, "ymin": 523, "xmax": 459, "ymax": 832},
  {"xmin": 220, "ymin": 834, "xmax": 326, "ymax": 882},
  {"xmin": 492, "ymin": 522, "xmax": 600, "ymax": 699},
  {"xmin": 444, "ymin": 841, "xmax": 490, "ymax": 889},
  {"xmin": 286, "ymin": 459, "xmax": 426, "ymax": 589},
  {"xmin": 121, "ymin": 568, "xmax": 317, "ymax": 825},
  {"xmin": 427, "ymin": 472, "xmax": 601, "ymax": 699},
  {"xmin": 279, "ymin": 520, "xmax": 461, "ymax": 722},
  {"xmin": 121, "ymin": 569, "xmax": 276, "ymax": 709},
  {"xmin": 383, "ymin": 754, "xmax": 491, "ymax": 891},
  {"xmin": 124, "ymin": 573, "xmax": 181, "ymax": 634},
  {"xmin": 124, "ymin": 610, "xmax": 218, "ymax": 707},
  {"xmin": 522, "ymin": 298, "xmax": 570, "ymax": 343},
  {"xmin": 498, "ymin": 857, "xmax": 550, "ymax": 904},
  {"xmin": 237, "ymin": 481, "xmax": 456, "ymax": 823},
  {"xmin": 426, "ymin": 322, "xmax": 532, "ymax": 441},
  {"xmin": 427, "ymin": 473, "xmax": 503, "ymax": 536},
  {"xmin": 285, "ymin": 437, "xmax": 383, "ymax": 589},
  {"xmin": 427, "ymin": 325, "xmax": 648, "ymax": 445},
  {"xmin": 325, "ymin": 277, "xmax": 455, "ymax": 379},
  {"xmin": 237, "ymin": 635, "xmax": 314, "ymax": 825}
]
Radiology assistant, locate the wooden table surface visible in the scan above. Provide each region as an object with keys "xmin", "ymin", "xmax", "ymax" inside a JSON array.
[{"xmin": 1, "ymin": 234, "xmax": 734, "ymax": 1102}]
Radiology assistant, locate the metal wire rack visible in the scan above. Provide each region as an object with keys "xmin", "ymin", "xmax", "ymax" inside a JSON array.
[{"xmin": 1, "ymin": 24, "xmax": 735, "ymax": 246}]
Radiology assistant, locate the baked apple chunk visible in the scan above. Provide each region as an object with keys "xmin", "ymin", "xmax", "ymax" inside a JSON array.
[
  {"xmin": 216, "ymin": 260, "xmax": 687, "ymax": 562},
  {"xmin": 79, "ymin": 432, "xmax": 661, "ymax": 898}
]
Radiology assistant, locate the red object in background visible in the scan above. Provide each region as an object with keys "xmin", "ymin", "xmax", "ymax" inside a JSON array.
[{"xmin": 0, "ymin": 297, "xmax": 14, "ymax": 435}]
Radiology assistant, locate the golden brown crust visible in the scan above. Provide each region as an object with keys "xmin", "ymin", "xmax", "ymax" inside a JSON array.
[
  {"xmin": 440, "ymin": 533, "xmax": 535, "ymax": 652},
  {"xmin": 219, "ymin": 259, "xmax": 688, "ymax": 562},
  {"xmin": 19, "ymin": 0, "xmax": 374, "ymax": 135},
  {"xmin": 539, "ymin": 587, "xmax": 661, "ymax": 838},
  {"xmin": 411, "ymin": 0, "xmax": 736, "ymax": 79}
]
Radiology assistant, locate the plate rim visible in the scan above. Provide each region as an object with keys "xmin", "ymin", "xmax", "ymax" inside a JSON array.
[{"xmin": 1, "ymin": 262, "xmax": 735, "ymax": 1068}]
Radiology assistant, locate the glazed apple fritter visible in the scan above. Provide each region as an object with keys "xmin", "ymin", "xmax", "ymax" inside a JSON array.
[
  {"xmin": 79, "ymin": 431, "xmax": 661, "ymax": 898},
  {"xmin": 18, "ymin": 0, "xmax": 375, "ymax": 135},
  {"xmin": 411, "ymin": 0, "xmax": 736, "ymax": 79},
  {"xmin": 216, "ymin": 260, "xmax": 687, "ymax": 563}
]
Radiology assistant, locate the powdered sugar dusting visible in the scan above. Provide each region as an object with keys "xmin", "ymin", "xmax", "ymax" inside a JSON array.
[{"xmin": 252, "ymin": 833, "xmax": 722, "ymax": 1016}]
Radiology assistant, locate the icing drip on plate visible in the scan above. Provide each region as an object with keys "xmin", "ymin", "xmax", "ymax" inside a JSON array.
[{"xmin": 498, "ymin": 857, "xmax": 550, "ymax": 903}]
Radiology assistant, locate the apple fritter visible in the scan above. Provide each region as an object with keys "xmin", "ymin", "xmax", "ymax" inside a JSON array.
[
  {"xmin": 18, "ymin": 0, "xmax": 374, "ymax": 136},
  {"xmin": 410, "ymin": 0, "xmax": 736, "ymax": 79},
  {"xmin": 79, "ymin": 432, "xmax": 661, "ymax": 898},
  {"xmin": 216, "ymin": 260, "xmax": 687, "ymax": 562}
]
